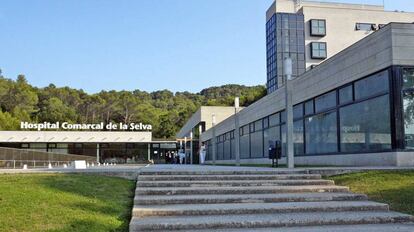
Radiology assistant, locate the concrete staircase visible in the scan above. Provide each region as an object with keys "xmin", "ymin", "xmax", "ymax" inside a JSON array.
[{"xmin": 130, "ymin": 169, "xmax": 414, "ymax": 231}]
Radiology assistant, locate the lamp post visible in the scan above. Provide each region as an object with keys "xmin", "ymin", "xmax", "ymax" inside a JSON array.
[
  {"xmin": 184, "ymin": 136, "xmax": 187, "ymax": 165},
  {"xmin": 284, "ymin": 57, "xmax": 295, "ymax": 169},
  {"xmin": 234, "ymin": 97, "xmax": 241, "ymax": 166},
  {"xmin": 198, "ymin": 124, "xmax": 203, "ymax": 164},
  {"xmin": 211, "ymin": 114, "xmax": 217, "ymax": 165},
  {"xmin": 190, "ymin": 131, "xmax": 193, "ymax": 165}
]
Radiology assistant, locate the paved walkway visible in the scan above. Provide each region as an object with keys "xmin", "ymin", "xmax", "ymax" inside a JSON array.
[{"xmin": 130, "ymin": 165, "xmax": 414, "ymax": 232}]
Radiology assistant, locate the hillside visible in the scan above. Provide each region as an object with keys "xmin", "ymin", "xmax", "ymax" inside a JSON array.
[{"xmin": 0, "ymin": 72, "xmax": 266, "ymax": 138}]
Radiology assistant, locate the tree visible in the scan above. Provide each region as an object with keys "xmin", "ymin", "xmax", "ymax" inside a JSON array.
[
  {"xmin": 0, "ymin": 111, "xmax": 20, "ymax": 130},
  {"xmin": 0, "ymin": 71, "xmax": 266, "ymax": 137},
  {"xmin": 38, "ymin": 97, "xmax": 77, "ymax": 123}
]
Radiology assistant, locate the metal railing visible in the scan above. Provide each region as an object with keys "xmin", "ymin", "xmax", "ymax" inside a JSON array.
[{"xmin": 0, "ymin": 147, "xmax": 96, "ymax": 169}]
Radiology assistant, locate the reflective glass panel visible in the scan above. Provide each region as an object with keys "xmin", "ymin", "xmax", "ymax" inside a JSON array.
[{"xmin": 340, "ymin": 95, "xmax": 391, "ymax": 152}]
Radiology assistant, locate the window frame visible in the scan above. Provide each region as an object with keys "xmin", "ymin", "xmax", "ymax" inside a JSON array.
[
  {"xmin": 310, "ymin": 19, "xmax": 326, "ymax": 36},
  {"xmin": 355, "ymin": 23, "xmax": 377, "ymax": 31},
  {"xmin": 310, "ymin": 42, "xmax": 327, "ymax": 59}
]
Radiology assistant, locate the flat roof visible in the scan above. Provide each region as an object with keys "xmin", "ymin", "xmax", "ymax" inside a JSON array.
[
  {"xmin": 176, "ymin": 106, "xmax": 239, "ymax": 138},
  {"xmin": 0, "ymin": 131, "xmax": 152, "ymax": 143}
]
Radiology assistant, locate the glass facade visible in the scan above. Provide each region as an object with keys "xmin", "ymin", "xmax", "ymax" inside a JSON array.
[
  {"xmin": 204, "ymin": 66, "xmax": 414, "ymax": 162},
  {"xmin": 240, "ymin": 125, "xmax": 250, "ymax": 159},
  {"xmin": 403, "ymin": 68, "xmax": 414, "ymax": 149},
  {"xmin": 266, "ymin": 13, "xmax": 305, "ymax": 94},
  {"xmin": 340, "ymin": 95, "xmax": 391, "ymax": 152},
  {"xmin": 0, "ymin": 142, "xmax": 176, "ymax": 164},
  {"xmin": 305, "ymin": 111, "xmax": 338, "ymax": 154}
]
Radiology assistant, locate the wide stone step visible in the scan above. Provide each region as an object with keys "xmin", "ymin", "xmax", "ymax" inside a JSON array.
[
  {"xmin": 136, "ymin": 179, "xmax": 335, "ymax": 188},
  {"xmin": 137, "ymin": 174, "xmax": 322, "ymax": 181},
  {"xmin": 129, "ymin": 211, "xmax": 414, "ymax": 231},
  {"xmin": 167, "ymin": 224, "xmax": 414, "ymax": 232},
  {"xmin": 134, "ymin": 192, "xmax": 368, "ymax": 205},
  {"xmin": 135, "ymin": 185, "xmax": 349, "ymax": 195},
  {"xmin": 132, "ymin": 201, "xmax": 389, "ymax": 217},
  {"xmin": 138, "ymin": 170, "xmax": 307, "ymax": 176}
]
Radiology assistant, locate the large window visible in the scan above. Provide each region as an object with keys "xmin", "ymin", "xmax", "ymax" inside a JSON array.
[
  {"xmin": 403, "ymin": 68, "xmax": 414, "ymax": 149},
  {"xmin": 264, "ymin": 125, "xmax": 280, "ymax": 158},
  {"xmin": 216, "ymin": 136, "xmax": 224, "ymax": 160},
  {"xmin": 240, "ymin": 125, "xmax": 250, "ymax": 159},
  {"xmin": 250, "ymin": 131, "xmax": 263, "ymax": 158},
  {"xmin": 293, "ymin": 104, "xmax": 303, "ymax": 119},
  {"xmin": 206, "ymin": 140, "xmax": 212, "ymax": 161},
  {"xmin": 354, "ymin": 70, "xmax": 389, "ymax": 100},
  {"xmin": 340, "ymin": 95, "xmax": 391, "ymax": 152},
  {"xmin": 310, "ymin": 19, "xmax": 326, "ymax": 36},
  {"xmin": 223, "ymin": 133, "xmax": 231, "ymax": 160},
  {"xmin": 305, "ymin": 111, "xmax": 338, "ymax": 154},
  {"xmin": 250, "ymin": 121, "xmax": 264, "ymax": 158},
  {"xmin": 311, "ymin": 42, "xmax": 327, "ymax": 59},
  {"xmin": 230, "ymin": 132, "xmax": 235, "ymax": 160},
  {"xmin": 305, "ymin": 100, "xmax": 314, "ymax": 115},
  {"xmin": 315, "ymin": 91, "xmax": 336, "ymax": 112},
  {"xmin": 339, "ymin": 85, "xmax": 353, "ymax": 105},
  {"xmin": 270, "ymin": 113, "xmax": 280, "ymax": 126},
  {"xmin": 294, "ymin": 120, "xmax": 304, "ymax": 155}
]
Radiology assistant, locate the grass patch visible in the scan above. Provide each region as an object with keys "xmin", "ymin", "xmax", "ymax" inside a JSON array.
[
  {"xmin": 0, "ymin": 174, "xmax": 135, "ymax": 232},
  {"xmin": 331, "ymin": 171, "xmax": 414, "ymax": 215}
]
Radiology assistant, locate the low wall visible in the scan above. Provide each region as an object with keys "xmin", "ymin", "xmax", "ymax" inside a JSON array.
[{"xmin": 206, "ymin": 151, "xmax": 414, "ymax": 167}]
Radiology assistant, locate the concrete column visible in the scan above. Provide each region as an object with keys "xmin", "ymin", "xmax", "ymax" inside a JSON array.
[
  {"xmin": 96, "ymin": 144, "xmax": 100, "ymax": 163},
  {"xmin": 190, "ymin": 132, "xmax": 193, "ymax": 165},
  {"xmin": 212, "ymin": 114, "xmax": 216, "ymax": 165}
]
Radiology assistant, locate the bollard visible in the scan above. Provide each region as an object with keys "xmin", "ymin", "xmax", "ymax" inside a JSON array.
[
  {"xmin": 63, "ymin": 164, "xmax": 68, "ymax": 168},
  {"xmin": 23, "ymin": 164, "xmax": 27, "ymax": 170},
  {"xmin": 91, "ymin": 163, "xmax": 95, "ymax": 167},
  {"xmin": 48, "ymin": 163, "xmax": 52, "ymax": 169}
]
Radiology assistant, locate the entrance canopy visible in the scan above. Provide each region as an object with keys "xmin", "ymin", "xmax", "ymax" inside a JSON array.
[{"xmin": 0, "ymin": 131, "xmax": 152, "ymax": 143}]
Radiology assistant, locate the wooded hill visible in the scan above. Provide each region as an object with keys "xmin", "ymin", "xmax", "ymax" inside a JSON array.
[{"xmin": 0, "ymin": 71, "xmax": 266, "ymax": 138}]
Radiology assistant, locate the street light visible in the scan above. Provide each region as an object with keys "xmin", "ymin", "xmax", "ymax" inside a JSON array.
[
  {"xmin": 234, "ymin": 97, "xmax": 241, "ymax": 166},
  {"xmin": 190, "ymin": 131, "xmax": 193, "ymax": 165},
  {"xmin": 212, "ymin": 114, "xmax": 216, "ymax": 165},
  {"xmin": 284, "ymin": 57, "xmax": 294, "ymax": 169}
]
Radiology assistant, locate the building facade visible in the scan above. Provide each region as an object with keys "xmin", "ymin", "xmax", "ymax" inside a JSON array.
[
  {"xmin": 176, "ymin": 106, "xmax": 239, "ymax": 164},
  {"xmin": 266, "ymin": 0, "xmax": 414, "ymax": 93},
  {"xmin": 195, "ymin": 23, "xmax": 414, "ymax": 166},
  {"xmin": 0, "ymin": 131, "xmax": 177, "ymax": 164}
]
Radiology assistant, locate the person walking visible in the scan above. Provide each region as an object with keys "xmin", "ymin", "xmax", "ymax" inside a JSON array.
[{"xmin": 199, "ymin": 142, "xmax": 206, "ymax": 165}]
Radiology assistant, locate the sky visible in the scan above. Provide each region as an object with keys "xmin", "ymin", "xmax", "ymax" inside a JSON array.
[{"xmin": 0, "ymin": 0, "xmax": 413, "ymax": 94}]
